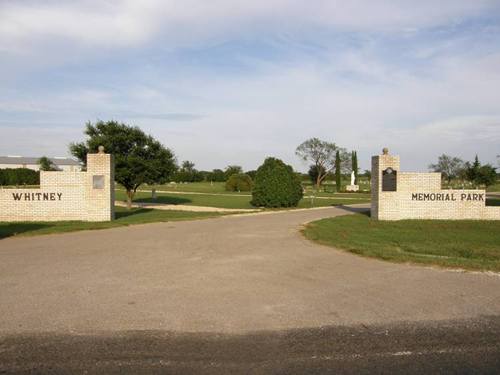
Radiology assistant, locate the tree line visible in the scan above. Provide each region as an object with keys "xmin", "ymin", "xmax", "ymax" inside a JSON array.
[{"xmin": 429, "ymin": 154, "xmax": 497, "ymax": 187}]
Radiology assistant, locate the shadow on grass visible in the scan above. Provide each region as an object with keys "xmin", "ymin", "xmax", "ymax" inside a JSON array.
[
  {"xmin": 115, "ymin": 208, "xmax": 154, "ymax": 220},
  {"xmin": 336, "ymin": 205, "xmax": 371, "ymax": 216},
  {"xmin": 135, "ymin": 196, "xmax": 191, "ymax": 205},
  {"xmin": 1, "ymin": 316, "xmax": 499, "ymax": 373},
  {"xmin": 0, "ymin": 223, "xmax": 55, "ymax": 239},
  {"xmin": 486, "ymin": 198, "xmax": 500, "ymax": 206}
]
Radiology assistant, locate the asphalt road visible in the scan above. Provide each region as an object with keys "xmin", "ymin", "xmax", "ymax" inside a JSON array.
[
  {"xmin": 1, "ymin": 317, "xmax": 499, "ymax": 374},
  {"xmin": 1, "ymin": 205, "xmax": 499, "ymax": 373}
]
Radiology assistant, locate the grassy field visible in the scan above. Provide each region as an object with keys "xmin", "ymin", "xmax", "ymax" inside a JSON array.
[
  {"xmin": 144, "ymin": 181, "xmax": 373, "ymax": 195},
  {"xmin": 303, "ymin": 213, "xmax": 500, "ymax": 272},
  {"xmin": 144, "ymin": 182, "xmax": 248, "ymax": 194},
  {"xmin": 487, "ymin": 182, "xmax": 500, "ymax": 192},
  {"xmin": 0, "ymin": 206, "xmax": 225, "ymax": 239},
  {"xmin": 116, "ymin": 188, "xmax": 370, "ymax": 209}
]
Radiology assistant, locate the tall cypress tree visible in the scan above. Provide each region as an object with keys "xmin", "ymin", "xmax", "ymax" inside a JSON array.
[
  {"xmin": 352, "ymin": 151, "xmax": 358, "ymax": 185},
  {"xmin": 335, "ymin": 150, "xmax": 341, "ymax": 192}
]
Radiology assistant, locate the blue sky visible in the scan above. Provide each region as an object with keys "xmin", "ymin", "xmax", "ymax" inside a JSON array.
[{"xmin": 1, "ymin": 0, "xmax": 500, "ymax": 172}]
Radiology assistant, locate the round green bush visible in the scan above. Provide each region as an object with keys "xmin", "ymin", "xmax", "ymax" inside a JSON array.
[
  {"xmin": 225, "ymin": 173, "xmax": 253, "ymax": 192},
  {"xmin": 251, "ymin": 157, "xmax": 303, "ymax": 207}
]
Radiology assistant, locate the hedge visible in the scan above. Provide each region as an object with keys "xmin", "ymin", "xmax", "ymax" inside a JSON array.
[{"xmin": 0, "ymin": 168, "xmax": 40, "ymax": 186}]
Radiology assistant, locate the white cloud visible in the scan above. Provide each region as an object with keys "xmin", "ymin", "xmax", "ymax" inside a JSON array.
[
  {"xmin": 1, "ymin": 1, "xmax": 499, "ymax": 170},
  {"xmin": 1, "ymin": 0, "xmax": 498, "ymax": 55}
]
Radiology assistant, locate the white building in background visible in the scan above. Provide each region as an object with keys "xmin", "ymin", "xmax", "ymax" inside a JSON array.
[{"xmin": 0, "ymin": 156, "xmax": 82, "ymax": 172}]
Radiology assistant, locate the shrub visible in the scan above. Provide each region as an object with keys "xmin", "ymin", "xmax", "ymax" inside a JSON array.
[
  {"xmin": 251, "ymin": 157, "xmax": 303, "ymax": 207},
  {"xmin": 208, "ymin": 169, "xmax": 226, "ymax": 182},
  {"xmin": 0, "ymin": 168, "xmax": 40, "ymax": 186},
  {"xmin": 224, "ymin": 165, "xmax": 243, "ymax": 180},
  {"xmin": 475, "ymin": 165, "xmax": 497, "ymax": 187},
  {"xmin": 225, "ymin": 173, "xmax": 253, "ymax": 192}
]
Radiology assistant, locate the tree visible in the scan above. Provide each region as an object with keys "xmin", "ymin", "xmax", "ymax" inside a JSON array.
[
  {"xmin": 335, "ymin": 150, "xmax": 342, "ymax": 192},
  {"xmin": 251, "ymin": 157, "xmax": 303, "ymax": 207},
  {"xmin": 475, "ymin": 165, "xmax": 497, "ymax": 187},
  {"xmin": 224, "ymin": 165, "xmax": 243, "ymax": 180},
  {"xmin": 465, "ymin": 155, "xmax": 481, "ymax": 183},
  {"xmin": 0, "ymin": 168, "xmax": 39, "ymax": 186},
  {"xmin": 308, "ymin": 164, "xmax": 326, "ymax": 185},
  {"xmin": 208, "ymin": 169, "xmax": 225, "ymax": 182},
  {"xmin": 181, "ymin": 160, "xmax": 195, "ymax": 172},
  {"xmin": 428, "ymin": 154, "xmax": 465, "ymax": 183},
  {"xmin": 245, "ymin": 170, "xmax": 257, "ymax": 180},
  {"xmin": 70, "ymin": 120, "xmax": 177, "ymax": 209},
  {"xmin": 295, "ymin": 138, "xmax": 347, "ymax": 189},
  {"xmin": 38, "ymin": 156, "xmax": 58, "ymax": 171},
  {"xmin": 225, "ymin": 173, "xmax": 253, "ymax": 192},
  {"xmin": 174, "ymin": 160, "xmax": 203, "ymax": 182},
  {"xmin": 351, "ymin": 151, "xmax": 358, "ymax": 184}
]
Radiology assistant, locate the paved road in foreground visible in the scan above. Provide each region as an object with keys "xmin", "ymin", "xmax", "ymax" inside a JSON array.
[
  {"xmin": 2, "ymin": 316, "xmax": 499, "ymax": 374},
  {"xmin": 1, "ymin": 206, "xmax": 499, "ymax": 373}
]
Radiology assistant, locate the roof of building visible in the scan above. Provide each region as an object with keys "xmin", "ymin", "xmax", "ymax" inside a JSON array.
[{"xmin": 0, "ymin": 156, "xmax": 81, "ymax": 166}]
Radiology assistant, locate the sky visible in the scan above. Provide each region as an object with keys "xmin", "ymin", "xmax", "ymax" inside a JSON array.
[{"xmin": 1, "ymin": 0, "xmax": 500, "ymax": 172}]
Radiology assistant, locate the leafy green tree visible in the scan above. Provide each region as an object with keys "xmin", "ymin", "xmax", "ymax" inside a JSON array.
[
  {"xmin": 475, "ymin": 165, "xmax": 497, "ymax": 187},
  {"xmin": 224, "ymin": 165, "xmax": 243, "ymax": 180},
  {"xmin": 295, "ymin": 138, "xmax": 347, "ymax": 189},
  {"xmin": 182, "ymin": 160, "xmax": 195, "ymax": 172},
  {"xmin": 308, "ymin": 164, "xmax": 326, "ymax": 185},
  {"xmin": 174, "ymin": 160, "xmax": 203, "ymax": 182},
  {"xmin": 335, "ymin": 150, "xmax": 341, "ymax": 192},
  {"xmin": 38, "ymin": 156, "xmax": 58, "ymax": 171},
  {"xmin": 428, "ymin": 154, "xmax": 465, "ymax": 183},
  {"xmin": 465, "ymin": 155, "xmax": 481, "ymax": 182},
  {"xmin": 245, "ymin": 170, "xmax": 257, "ymax": 180},
  {"xmin": 251, "ymin": 157, "xmax": 303, "ymax": 207},
  {"xmin": 70, "ymin": 120, "xmax": 176, "ymax": 209},
  {"xmin": 0, "ymin": 168, "xmax": 39, "ymax": 186},
  {"xmin": 225, "ymin": 173, "xmax": 253, "ymax": 192},
  {"xmin": 208, "ymin": 169, "xmax": 225, "ymax": 182}
]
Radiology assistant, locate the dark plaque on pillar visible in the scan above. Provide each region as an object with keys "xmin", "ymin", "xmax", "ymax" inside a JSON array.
[{"xmin": 382, "ymin": 168, "xmax": 397, "ymax": 191}]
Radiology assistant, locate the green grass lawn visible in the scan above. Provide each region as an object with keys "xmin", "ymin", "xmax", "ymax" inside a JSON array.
[
  {"xmin": 486, "ymin": 182, "xmax": 500, "ymax": 192},
  {"xmin": 117, "ymin": 189, "xmax": 255, "ymax": 209},
  {"xmin": 0, "ymin": 206, "xmax": 225, "ymax": 239},
  {"xmin": 116, "ymin": 189, "xmax": 370, "ymax": 210},
  {"xmin": 303, "ymin": 213, "xmax": 500, "ymax": 272},
  {"xmin": 144, "ymin": 182, "xmax": 249, "ymax": 195},
  {"xmin": 143, "ymin": 181, "xmax": 373, "ymax": 195}
]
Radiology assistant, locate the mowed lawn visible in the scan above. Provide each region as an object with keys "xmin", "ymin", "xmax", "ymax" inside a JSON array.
[
  {"xmin": 116, "ymin": 189, "xmax": 369, "ymax": 209},
  {"xmin": 303, "ymin": 213, "xmax": 500, "ymax": 272},
  {"xmin": 0, "ymin": 206, "xmax": 225, "ymax": 239},
  {"xmin": 140, "ymin": 182, "xmax": 372, "ymax": 198},
  {"xmin": 147, "ymin": 182, "xmax": 248, "ymax": 194}
]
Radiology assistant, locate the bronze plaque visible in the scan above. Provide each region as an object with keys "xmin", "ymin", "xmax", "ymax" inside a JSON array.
[
  {"xmin": 93, "ymin": 175, "xmax": 105, "ymax": 189},
  {"xmin": 382, "ymin": 168, "xmax": 397, "ymax": 191}
]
